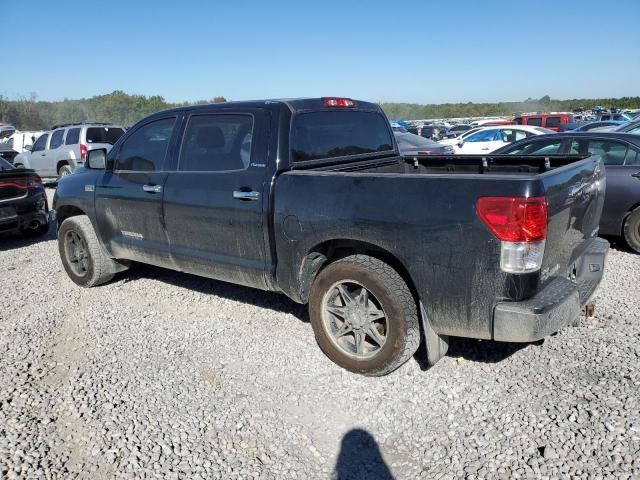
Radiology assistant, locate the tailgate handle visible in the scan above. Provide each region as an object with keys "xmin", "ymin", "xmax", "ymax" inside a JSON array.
[{"xmin": 142, "ymin": 184, "xmax": 162, "ymax": 194}]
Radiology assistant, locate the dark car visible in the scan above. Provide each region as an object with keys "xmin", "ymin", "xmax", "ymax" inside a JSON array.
[
  {"xmin": 395, "ymin": 132, "xmax": 455, "ymax": 156},
  {"xmin": 494, "ymin": 132, "xmax": 640, "ymax": 252},
  {"xmin": 567, "ymin": 120, "xmax": 626, "ymax": 132},
  {"xmin": 442, "ymin": 124, "xmax": 473, "ymax": 139},
  {"xmin": 53, "ymin": 97, "xmax": 607, "ymax": 376},
  {"xmin": 0, "ymin": 158, "xmax": 49, "ymax": 237},
  {"xmin": 612, "ymin": 119, "xmax": 640, "ymax": 135}
]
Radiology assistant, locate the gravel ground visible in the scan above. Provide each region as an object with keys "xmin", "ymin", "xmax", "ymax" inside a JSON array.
[{"xmin": 1, "ymin": 189, "xmax": 639, "ymax": 479}]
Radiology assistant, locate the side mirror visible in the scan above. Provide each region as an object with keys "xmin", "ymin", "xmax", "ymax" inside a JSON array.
[
  {"xmin": 457, "ymin": 141, "xmax": 464, "ymax": 148},
  {"xmin": 86, "ymin": 148, "xmax": 107, "ymax": 169},
  {"xmin": 24, "ymin": 145, "xmax": 33, "ymax": 151}
]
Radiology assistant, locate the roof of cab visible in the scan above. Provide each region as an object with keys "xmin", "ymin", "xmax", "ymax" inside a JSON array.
[{"xmin": 151, "ymin": 98, "xmax": 382, "ymax": 117}]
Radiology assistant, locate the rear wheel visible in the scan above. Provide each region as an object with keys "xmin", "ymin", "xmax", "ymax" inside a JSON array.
[
  {"xmin": 309, "ymin": 255, "xmax": 420, "ymax": 376},
  {"xmin": 58, "ymin": 164, "xmax": 73, "ymax": 178},
  {"xmin": 623, "ymin": 207, "xmax": 640, "ymax": 253},
  {"xmin": 58, "ymin": 215, "xmax": 126, "ymax": 287}
]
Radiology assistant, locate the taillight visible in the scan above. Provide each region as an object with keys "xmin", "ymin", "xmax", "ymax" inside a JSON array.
[
  {"xmin": 322, "ymin": 97, "xmax": 356, "ymax": 108},
  {"xmin": 0, "ymin": 175, "xmax": 42, "ymax": 190},
  {"xmin": 80, "ymin": 144, "xmax": 88, "ymax": 160},
  {"xmin": 477, "ymin": 196, "xmax": 548, "ymax": 273}
]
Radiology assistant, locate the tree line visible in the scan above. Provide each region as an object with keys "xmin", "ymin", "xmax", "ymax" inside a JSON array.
[{"xmin": 1, "ymin": 91, "xmax": 639, "ymax": 130}]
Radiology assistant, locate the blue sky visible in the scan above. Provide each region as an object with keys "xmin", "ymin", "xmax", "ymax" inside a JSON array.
[{"xmin": 3, "ymin": 0, "xmax": 639, "ymax": 104}]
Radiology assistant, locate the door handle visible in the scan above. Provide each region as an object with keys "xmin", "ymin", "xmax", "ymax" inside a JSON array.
[
  {"xmin": 481, "ymin": 148, "xmax": 490, "ymax": 151},
  {"xmin": 632, "ymin": 172, "xmax": 640, "ymax": 178},
  {"xmin": 233, "ymin": 190, "xmax": 260, "ymax": 201},
  {"xmin": 142, "ymin": 184, "xmax": 162, "ymax": 193}
]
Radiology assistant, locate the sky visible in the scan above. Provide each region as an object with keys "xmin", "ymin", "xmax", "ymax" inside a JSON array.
[{"xmin": 2, "ymin": 0, "xmax": 639, "ymax": 105}]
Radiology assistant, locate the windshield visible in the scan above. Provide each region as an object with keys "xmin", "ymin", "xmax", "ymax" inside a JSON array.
[
  {"xmin": 86, "ymin": 127, "xmax": 125, "ymax": 145},
  {"xmin": 291, "ymin": 111, "xmax": 394, "ymax": 162}
]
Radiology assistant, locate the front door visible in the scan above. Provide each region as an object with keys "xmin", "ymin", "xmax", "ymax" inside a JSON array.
[
  {"xmin": 163, "ymin": 109, "xmax": 269, "ymax": 289},
  {"xmin": 94, "ymin": 116, "xmax": 179, "ymax": 267},
  {"xmin": 29, "ymin": 133, "xmax": 52, "ymax": 176}
]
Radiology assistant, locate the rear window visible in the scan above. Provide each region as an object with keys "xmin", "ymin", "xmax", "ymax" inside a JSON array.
[
  {"xmin": 291, "ymin": 111, "xmax": 394, "ymax": 162},
  {"xmin": 85, "ymin": 127, "xmax": 125, "ymax": 145}
]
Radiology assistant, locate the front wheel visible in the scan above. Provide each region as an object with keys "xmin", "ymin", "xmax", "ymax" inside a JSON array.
[
  {"xmin": 58, "ymin": 215, "xmax": 125, "ymax": 287},
  {"xmin": 309, "ymin": 255, "xmax": 420, "ymax": 376},
  {"xmin": 623, "ymin": 207, "xmax": 640, "ymax": 254}
]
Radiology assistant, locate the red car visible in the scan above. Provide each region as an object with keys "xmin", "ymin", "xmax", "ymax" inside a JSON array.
[{"xmin": 513, "ymin": 113, "xmax": 575, "ymax": 132}]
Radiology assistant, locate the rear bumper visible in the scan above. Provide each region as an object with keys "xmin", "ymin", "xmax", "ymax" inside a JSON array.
[{"xmin": 493, "ymin": 238, "xmax": 609, "ymax": 342}]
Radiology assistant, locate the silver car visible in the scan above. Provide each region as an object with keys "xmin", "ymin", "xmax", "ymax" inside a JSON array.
[{"xmin": 14, "ymin": 123, "xmax": 125, "ymax": 177}]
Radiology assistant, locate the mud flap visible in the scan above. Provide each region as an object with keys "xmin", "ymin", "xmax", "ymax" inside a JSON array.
[{"xmin": 420, "ymin": 302, "xmax": 449, "ymax": 366}]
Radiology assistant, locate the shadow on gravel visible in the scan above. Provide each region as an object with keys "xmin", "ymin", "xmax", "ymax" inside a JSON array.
[
  {"xmin": 600, "ymin": 234, "xmax": 637, "ymax": 255},
  {"xmin": 0, "ymin": 217, "xmax": 56, "ymax": 252},
  {"xmin": 123, "ymin": 263, "xmax": 309, "ymax": 321},
  {"xmin": 414, "ymin": 337, "xmax": 539, "ymax": 369},
  {"xmin": 335, "ymin": 429, "xmax": 393, "ymax": 480}
]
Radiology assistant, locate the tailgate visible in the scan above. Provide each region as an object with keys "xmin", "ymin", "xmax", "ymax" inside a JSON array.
[{"xmin": 539, "ymin": 154, "xmax": 606, "ymax": 289}]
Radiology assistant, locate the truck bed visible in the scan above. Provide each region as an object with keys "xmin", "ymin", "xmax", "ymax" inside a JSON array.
[{"xmin": 274, "ymin": 153, "xmax": 605, "ymax": 340}]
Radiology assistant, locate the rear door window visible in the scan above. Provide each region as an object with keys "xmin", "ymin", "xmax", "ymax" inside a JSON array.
[
  {"xmin": 49, "ymin": 129, "xmax": 65, "ymax": 149},
  {"xmin": 570, "ymin": 139, "xmax": 628, "ymax": 165},
  {"xmin": 503, "ymin": 138, "xmax": 565, "ymax": 155},
  {"xmin": 291, "ymin": 111, "xmax": 394, "ymax": 162},
  {"xmin": 179, "ymin": 114, "xmax": 254, "ymax": 171},
  {"xmin": 86, "ymin": 127, "xmax": 125, "ymax": 145},
  {"xmin": 624, "ymin": 148, "xmax": 640, "ymax": 165},
  {"xmin": 526, "ymin": 117, "xmax": 543, "ymax": 126},
  {"xmin": 65, "ymin": 128, "xmax": 81, "ymax": 145}
]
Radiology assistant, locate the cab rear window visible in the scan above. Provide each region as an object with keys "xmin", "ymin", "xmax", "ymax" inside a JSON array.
[
  {"xmin": 291, "ymin": 111, "xmax": 394, "ymax": 162},
  {"xmin": 86, "ymin": 127, "xmax": 125, "ymax": 145}
]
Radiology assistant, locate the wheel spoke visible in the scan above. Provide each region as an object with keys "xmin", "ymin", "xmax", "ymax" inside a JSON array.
[
  {"xmin": 366, "ymin": 324, "xmax": 386, "ymax": 348},
  {"xmin": 326, "ymin": 305, "xmax": 347, "ymax": 319},
  {"xmin": 358, "ymin": 288, "xmax": 369, "ymax": 308},
  {"xmin": 368, "ymin": 307, "xmax": 385, "ymax": 321},
  {"xmin": 337, "ymin": 284, "xmax": 354, "ymax": 306},
  {"xmin": 354, "ymin": 330, "xmax": 365, "ymax": 355},
  {"xmin": 333, "ymin": 322, "xmax": 353, "ymax": 339}
]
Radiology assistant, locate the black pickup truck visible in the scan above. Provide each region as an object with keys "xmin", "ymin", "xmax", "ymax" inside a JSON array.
[{"xmin": 52, "ymin": 97, "xmax": 609, "ymax": 376}]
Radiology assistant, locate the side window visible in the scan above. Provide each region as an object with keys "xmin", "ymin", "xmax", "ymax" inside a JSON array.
[
  {"xmin": 65, "ymin": 128, "xmax": 81, "ymax": 145},
  {"xmin": 503, "ymin": 139, "xmax": 564, "ymax": 155},
  {"xmin": 625, "ymin": 148, "xmax": 640, "ymax": 166},
  {"xmin": 115, "ymin": 118, "xmax": 176, "ymax": 171},
  {"xmin": 32, "ymin": 133, "xmax": 49, "ymax": 152},
  {"xmin": 466, "ymin": 130, "xmax": 499, "ymax": 142},
  {"xmin": 527, "ymin": 117, "xmax": 542, "ymax": 127},
  {"xmin": 179, "ymin": 114, "xmax": 254, "ymax": 172},
  {"xmin": 580, "ymin": 140, "xmax": 627, "ymax": 165},
  {"xmin": 545, "ymin": 117, "xmax": 561, "ymax": 128},
  {"xmin": 49, "ymin": 129, "xmax": 65, "ymax": 149}
]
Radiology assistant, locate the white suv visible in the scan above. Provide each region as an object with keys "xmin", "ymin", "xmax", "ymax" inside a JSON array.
[{"xmin": 14, "ymin": 123, "xmax": 125, "ymax": 177}]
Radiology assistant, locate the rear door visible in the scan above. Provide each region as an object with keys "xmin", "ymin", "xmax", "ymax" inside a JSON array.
[
  {"xmin": 568, "ymin": 137, "xmax": 640, "ymax": 234},
  {"xmin": 94, "ymin": 116, "xmax": 179, "ymax": 266},
  {"xmin": 162, "ymin": 109, "xmax": 270, "ymax": 289}
]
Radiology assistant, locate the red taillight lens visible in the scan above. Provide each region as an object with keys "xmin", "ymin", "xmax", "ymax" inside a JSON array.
[
  {"xmin": 80, "ymin": 144, "xmax": 88, "ymax": 160},
  {"xmin": 0, "ymin": 175, "xmax": 42, "ymax": 190},
  {"xmin": 322, "ymin": 97, "xmax": 356, "ymax": 108},
  {"xmin": 476, "ymin": 196, "xmax": 547, "ymax": 242}
]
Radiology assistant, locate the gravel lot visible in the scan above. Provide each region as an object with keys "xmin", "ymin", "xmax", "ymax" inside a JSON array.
[{"xmin": 1, "ymin": 189, "xmax": 639, "ymax": 479}]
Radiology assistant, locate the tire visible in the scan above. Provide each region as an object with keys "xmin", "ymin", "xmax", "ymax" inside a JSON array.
[
  {"xmin": 58, "ymin": 215, "xmax": 124, "ymax": 287},
  {"xmin": 21, "ymin": 221, "xmax": 49, "ymax": 237},
  {"xmin": 623, "ymin": 207, "xmax": 640, "ymax": 254},
  {"xmin": 58, "ymin": 164, "xmax": 73, "ymax": 178},
  {"xmin": 309, "ymin": 255, "xmax": 420, "ymax": 376}
]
